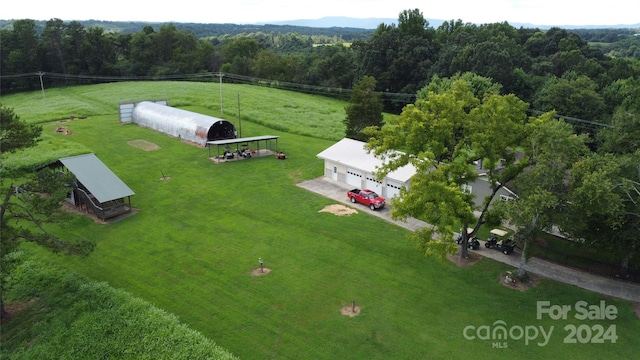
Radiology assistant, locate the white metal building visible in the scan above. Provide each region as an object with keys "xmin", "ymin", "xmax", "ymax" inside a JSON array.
[{"xmin": 317, "ymin": 138, "xmax": 416, "ymax": 199}]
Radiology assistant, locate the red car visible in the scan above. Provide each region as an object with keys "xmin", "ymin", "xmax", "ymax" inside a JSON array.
[{"xmin": 347, "ymin": 188, "xmax": 385, "ymax": 210}]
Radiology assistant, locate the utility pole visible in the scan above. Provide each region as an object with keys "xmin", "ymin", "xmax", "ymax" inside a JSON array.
[
  {"xmin": 237, "ymin": 93, "xmax": 242, "ymax": 138},
  {"xmin": 218, "ymin": 72, "xmax": 224, "ymax": 116},
  {"xmin": 37, "ymin": 71, "xmax": 46, "ymax": 104}
]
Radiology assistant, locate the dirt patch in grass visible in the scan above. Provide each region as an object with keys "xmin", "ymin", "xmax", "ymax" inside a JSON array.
[
  {"xmin": 127, "ymin": 139, "xmax": 160, "ymax": 151},
  {"xmin": 1, "ymin": 298, "xmax": 37, "ymax": 324},
  {"xmin": 54, "ymin": 126, "xmax": 73, "ymax": 135},
  {"xmin": 319, "ymin": 204, "xmax": 358, "ymax": 216},
  {"xmin": 340, "ymin": 303, "xmax": 361, "ymax": 317},
  {"xmin": 251, "ymin": 267, "xmax": 272, "ymax": 276},
  {"xmin": 500, "ymin": 271, "xmax": 539, "ymax": 292},
  {"xmin": 447, "ymin": 251, "xmax": 482, "ymax": 267}
]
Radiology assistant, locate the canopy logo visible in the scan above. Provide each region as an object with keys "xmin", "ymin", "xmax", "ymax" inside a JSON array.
[{"xmin": 462, "ymin": 300, "xmax": 618, "ymax": 348}]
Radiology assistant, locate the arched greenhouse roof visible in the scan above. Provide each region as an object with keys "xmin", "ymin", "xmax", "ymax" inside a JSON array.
[{"xmin": 131, "ymin": 101, "xmax": 236, "ymax": 146}]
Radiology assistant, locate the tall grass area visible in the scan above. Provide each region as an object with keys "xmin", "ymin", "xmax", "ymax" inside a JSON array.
[
  {"xmin": 1, "ymin": 83, "xmax": 639, "ymax": 359},
  {"xmin": 2, "ymin": 81, "xmax": 347, "ymax": 141},
  {"xmin": 1, "ymin": 255, "xmax": 238, "ymax": 359}
]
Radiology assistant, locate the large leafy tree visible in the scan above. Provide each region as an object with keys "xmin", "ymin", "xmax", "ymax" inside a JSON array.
[
  {"xmin": 448, "ymin": 23, "xmax": 529, "ymax": 93},
  {"xmin": 565, "ymin": 95, "xmax": 640, "ymax": 275},
  {"xmin": 84, "ymin": 26, "xmax": 118, "ymax": 75},
  {"xmin": 499, "ymin": 115, "xmax": 589, "ymax": 277},
  {"xmin": 63, "ymin": 21, "xmax": 89, "ymax": 74},
  {"xmin": 219, "ymin": 36, "xmax": 264, "ymax": 76},
  {"xmin": 533, "ymin": 71, "xmax": 607, "ymax": 122},
  {"xmin": 0, "ymin": 104, "xmax": 93, "ymax": 320},
  {"xmin": 40, "ymin": 18, "xmax": 68, "ymax": 75},
  {"xmin": 306, "ymin": 45, "xmax": 356, "ymax": 88},
  {"xmin": 344, "ymin": 76, "xmax": 383, "ymax": 141},
  {"xmin": 1, "ymin": 20, "xmax": 40, "ymax": 90},
  {"xmin": 598, "ymin": 79, "xmax": 640, "ymax": 153},
  {"xmin": 365, "ymin": 78, "xmax": 529, "ymax": 260},
  {"xmin": 353, "ymin": 9, "xmax": 436, "ymax": 111},
  {"xmin": 563, "ymin": 152, "xmax": 640, "ymax": 276}
]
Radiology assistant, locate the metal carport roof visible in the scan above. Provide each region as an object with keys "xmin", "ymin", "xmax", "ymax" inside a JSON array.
[
  {"xmin": 206, "ymin": 135, "xmax": 279, "ymax": 157},
  {"xmin": 59, "ymin": 153, "xmax": 135, "ymax": 203},
  {"xmin": 206, "ymin": 135, "xmax": 279, "ymax": 146}
]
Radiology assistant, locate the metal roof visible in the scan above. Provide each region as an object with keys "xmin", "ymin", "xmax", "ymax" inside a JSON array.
[
  {"xmin": 59, "ymin": 153, "xmax": 135, "ymax": 203},
  {"xmin": 317, "ymin": 138, "xmax": 416, "ymax": 183},
  {"xmin": 206, "ymin": 135, "xmax": 279, "ymax": 146}
]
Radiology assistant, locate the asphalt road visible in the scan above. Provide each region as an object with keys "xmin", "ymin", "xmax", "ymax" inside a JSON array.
[{"xmin": 297, "ymin": 177, "xmax": 640, "ymax": 302}]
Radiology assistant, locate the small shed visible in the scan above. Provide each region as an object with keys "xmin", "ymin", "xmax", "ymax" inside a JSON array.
[
  {"xmin": 52, "ymin": 153, "xmax": 135, "ymax": 220},
  {"xmin": 130, "ymin": 101, "xmax": 236, "ymax": 146},
  {"xmin": 317, "ymin": 138, "xmax": 416, "ymax": 199}
]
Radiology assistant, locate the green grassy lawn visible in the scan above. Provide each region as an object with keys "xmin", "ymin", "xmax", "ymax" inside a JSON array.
[{"xmin": 2, "ymin": 83, "xmax": 639, "ymax": 359}]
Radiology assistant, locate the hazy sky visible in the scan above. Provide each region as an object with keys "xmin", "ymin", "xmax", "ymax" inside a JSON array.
[{"xmin": 3, "ymin": 0, "xmax": 638, "ymax": 26}]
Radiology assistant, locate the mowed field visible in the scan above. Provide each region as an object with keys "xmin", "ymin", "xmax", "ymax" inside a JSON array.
[{"xmin": 2, "ymin": 82, "xmax": 639, "ymax": 359}]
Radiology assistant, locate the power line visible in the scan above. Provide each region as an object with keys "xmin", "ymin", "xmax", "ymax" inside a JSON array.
[
  {"xmin": 0, "ymin": 72, "xmax": 616, "ymax": 129},
  {"xmin": 527, "ymin": 109, "xmax": 612, "ymax": 129}
]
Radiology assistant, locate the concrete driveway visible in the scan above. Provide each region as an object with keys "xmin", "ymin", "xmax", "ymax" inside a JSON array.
[
  {"xmin": 297, "ymin": 177, "xmax": 640, "ymax": 302},
  {"xmin": 297, "ymin": 176, "xmax": 428, "ymax": 231}
]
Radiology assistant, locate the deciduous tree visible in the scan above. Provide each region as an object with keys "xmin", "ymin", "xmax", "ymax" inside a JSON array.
[
  {"xmin": 365, "ymin": 78, "xmax": 529, "ymax": 260},
  {"xmin": 499, "ymin": 114, "xmax": 589, "ymax": 277},
  {"xmin": 344, "ymin": 76, "xmax": 383, "ymax": 141}
]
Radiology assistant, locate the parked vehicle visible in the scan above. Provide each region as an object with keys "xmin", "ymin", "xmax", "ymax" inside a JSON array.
[
  {"xmin": 235, "ymin": 148, "xmax": 252, "ymax": 158},
  {"xmin": 347, "ymin": 188, "xmax": 385, "ymax": 210},
  {"xmin": 456, "ymin": 228, "xmax": 480, "ymax": 250},
  {"xmin": 485, "ymin": 229, "xmax": 517, "ymax": 255}
]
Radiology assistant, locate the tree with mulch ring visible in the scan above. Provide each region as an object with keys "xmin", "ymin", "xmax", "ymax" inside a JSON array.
[
  {"xmin": 500, "ymin": 270, "xmax": 538, "ymax": 291},
  {"xmin": 340, "ymin": 301, "xmax": 361, "ymax": 317}
]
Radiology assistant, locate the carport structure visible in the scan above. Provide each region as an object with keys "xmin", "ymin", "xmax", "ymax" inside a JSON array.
[{"xmin": 206, "ymin": 135, "xmax": 280, "ymax": 160}]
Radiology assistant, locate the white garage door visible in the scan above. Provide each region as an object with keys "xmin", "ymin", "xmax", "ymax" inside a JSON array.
[
  {"xmin": 365, "ymin": 174, "xmax": 382, "ymax": 191},
  {"xmin": 386, "ymin": 180, "xmax": 403, "ymax": 199},
  {"xmin": 346, "ymin": 168, "xmax": 362, "ymax": 188}
]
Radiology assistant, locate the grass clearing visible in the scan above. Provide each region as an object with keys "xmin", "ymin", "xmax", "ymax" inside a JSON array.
[{"xmin": 2, "ymin": 83, "xmax": 639, "ymax": 359}]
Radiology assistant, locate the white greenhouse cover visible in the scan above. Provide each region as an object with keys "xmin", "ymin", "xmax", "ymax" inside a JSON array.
[{"xmin": 132, "ymin": 101, "xmax": 228, "ymax": 146}]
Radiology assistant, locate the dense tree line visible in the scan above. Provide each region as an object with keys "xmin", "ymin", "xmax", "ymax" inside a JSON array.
[
  {"xmin": 0, "ymin": 19, "xmax": 375, "ymax": 41},
  {"xmin": 1, "ymin": 11, "xmax": 640, "ymax": 126}
]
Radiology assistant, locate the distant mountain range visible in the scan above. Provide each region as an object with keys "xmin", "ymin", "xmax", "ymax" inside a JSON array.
[
  {"xmin": 261, "ymin": 16, "xmax": 640, "ymax": 30},
  {"xmin": 1, "ymin": 17, "xmax": 637, "ymax": 35}
]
